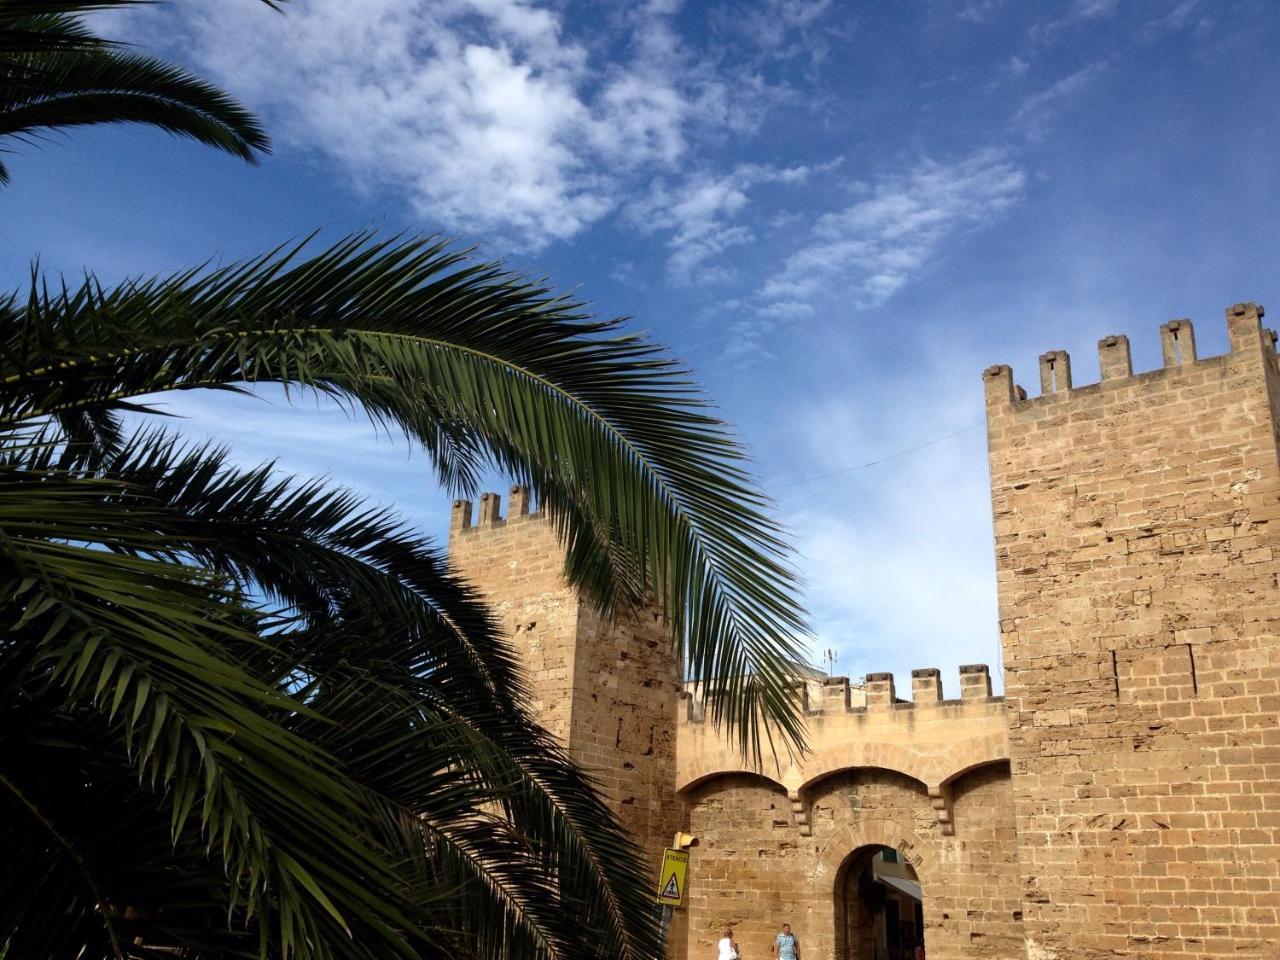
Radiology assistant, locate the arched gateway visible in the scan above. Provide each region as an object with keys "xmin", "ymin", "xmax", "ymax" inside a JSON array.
[
  {"xmin": 444, "ymin": 304, "xmax": 1280, "ymax": 960},
  {"xmin": 835, "ymin": 845, "xmax": 924, "ymax": 960},
  {"xmin": 448, "ymin": 490, "xmax": 1023, "ymax": 960}
]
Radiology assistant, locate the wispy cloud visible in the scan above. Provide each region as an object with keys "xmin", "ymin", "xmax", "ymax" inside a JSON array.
[
  {"xmin": 1005, "ymin": 54, "xmax": 1031, "ymax": 77},
  {"xmin": 1071, "ymin": 0, "xmax": 1121, "ymax": 18},
  {"xmin": 1140, "ymin": 0, "xmax": 1213, "ymax": 39},
  {"xmin": 1011, "ymin": 62, "xmax": 1107, "ymax": 139},
  {"xmin": 759, "ymin": 148, "xmax": 1025, "ymax": 314},
  {"xmin": 166, "ymin": 0, "xmax": 782, "ymax": 251},
  {"xmin": 956, "ymin": 0, "xmax": 1007, "ymax": 25},
  {"xmin": 1030, "ymin": 0, "xmax": 1121, "ymax": 43},
  {"xmin": 710, "ymin": 0, "xmax": 841, "ymax": 62},
  {"xmin": 632, "ymin": 159, "xmax": 842, "ymax": 284}
]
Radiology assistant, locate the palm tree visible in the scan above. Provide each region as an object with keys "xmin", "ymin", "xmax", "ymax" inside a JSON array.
[
  {"xmin": 0, "ymin": 5, "xmax": 812, "ymax": 960},
  {"xmin": 0, "ymin": 236, "xmax": 811, "ymax": 960},
  {"xmin": 0, "ymin": 0, "xmax": 268, "ymax": 183}
]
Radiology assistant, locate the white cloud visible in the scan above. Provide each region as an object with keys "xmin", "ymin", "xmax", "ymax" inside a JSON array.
[
  {"xmin": 1141, "ymin": 0, "xmax": 1212, "ymax": 39},
  {"xmin": 758, "ymin": 148, "xmax": 1025, "ymax": 312},
  {"xmin": 707, "ymin": 149, "xmax": 1022, "ymax": 367},
  {"xmin": 1005, "ymin": 54, "xmax": 1031, "ymax": 77},
  {"xmin": 1158, "ymin": 0, "xmax": 1205, "ymax": 28},
  {"xmin": 632, "ymin": 160, "xmax": 841, "ymax": 284},
  {"xmin": 170, "ymin": 0, "xmax": 775, "ymax": 250},
  {"xmin": 1071, "ymin": 0, "xmax": 1121, "ymax": 18},
  {"xmin": 772, "ymin": 367, "xmax": 1001, "ymax": 692},
  {"xmin": 713, "ymin": 0, "xmax": 838, "ymax": 58},
  {"xmin": 1012, "ymin": 62, "xmax": 1108, "ymax": 139},
  {"xmin": 956, "ymin": 0, "xmax": 1006, "ymax": 24},
  {"xmin": 1030, "ymin": 0, "xmax": 1121, "ymax": 43}
]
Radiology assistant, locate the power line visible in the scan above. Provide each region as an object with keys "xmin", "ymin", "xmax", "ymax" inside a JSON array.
[{"xmin": 777, "ymin": 421, "xmax": 983, "ymax": 489}]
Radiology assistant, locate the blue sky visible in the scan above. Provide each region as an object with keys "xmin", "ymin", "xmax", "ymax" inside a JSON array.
[{"xmin": 3, "ymin": 0, "xmax": 1278, "ymax": 696}]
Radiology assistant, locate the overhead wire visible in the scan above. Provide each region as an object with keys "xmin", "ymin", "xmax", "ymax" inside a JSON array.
[
  {"xmin": 766, "ymin": 418, "xmax": 1003, "ymax": 687},
  {"xmin": 775, "ymin": 421, "xmax": 983, "ymax": 490}
]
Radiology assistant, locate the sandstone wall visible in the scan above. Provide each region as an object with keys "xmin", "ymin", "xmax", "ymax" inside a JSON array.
[
  {"xmin": 677, "ymin": 668, "xmax": 1023, "ymax": 960},
  {"xmin": 447, "ymin": 490, "xmax": 680, "ymax": 872},
  {"xmin": 573, "ymin": 601, "xmax": 680, "ymax": 868},
  {"xmin": 984, "ymin": 304, "xmax": 1280, "ymax": 959}
]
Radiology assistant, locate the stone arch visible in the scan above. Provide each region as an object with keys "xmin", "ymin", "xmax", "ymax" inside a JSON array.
[
  {"xmin": 798, "ymin": 740, "xmax": 933, "ymax": 790},
  {"xmin": 941, "ymin": 757, "xmax": 1011, "ymax": 793},
  {"xmin": 833, "ymin": 842, "xmax": 925, "ymax": 960},
  {"xmin": 808, "ymin": 816, "xmax": 935, "ymax": 889},
  {"xmin": 810, "ymin": 819, "xmax": 934, "ymax": 960},
  {"xmin": 936, "ymin": 733, "xmax": 1009, "ymax": 788},
  {"xmin": 799, "ymin": 762, "xmax": 931, "ymax": 797},
  {"xmin": 677, "ymin": 765, "xmax": 789, "ymax": 797}
]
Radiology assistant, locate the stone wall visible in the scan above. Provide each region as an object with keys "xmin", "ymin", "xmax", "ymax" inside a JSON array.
[
  {"xmin": 984, "ymin": 304, "xmax": 1280, "ymax": 959},
  {"xmin": 677, "ymin": 668, "xmax": 1023, "ymax": 960},
  {"xmin": 447, "ymin": 489, "xmax": 681, "ymax": 871},
  {"xmin": 443, "ymin": 304, "xmax": 1280, "ymax": 960}
]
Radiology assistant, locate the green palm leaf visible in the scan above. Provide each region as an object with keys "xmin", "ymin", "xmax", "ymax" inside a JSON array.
[
  {"xmin": 0, "ymin": 437, "xmax": 668, "ymax": 958},
  {"xmin": 0, "ymin": 233, "xmax": 813, "ymax": 760},
  {"xmin": 0, "ymin": 0, "xmax": 269, "ymax": 183},
  {"xmin": 1, "ymin": 8, "xmax": 815, "ymax": 952}
]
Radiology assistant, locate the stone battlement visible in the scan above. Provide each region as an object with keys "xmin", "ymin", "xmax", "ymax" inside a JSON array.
[
  {"xmin": 983, "ymin": 301, "xmax": 1272, "ymax": 407},
  {"xmin": 678, "ymin": 664, "xmax": 998, "ymax": 724},
  {"xmin": 447, "ymin": 488, "xmax": 1011, "ymax": 843},
  {"xmin": 449, "ymin": 484, "xmax": 536, "ymax": 536},
  {"xmin": 676, "ymin": 666, "xmax": 1009, "ymax": 835}
]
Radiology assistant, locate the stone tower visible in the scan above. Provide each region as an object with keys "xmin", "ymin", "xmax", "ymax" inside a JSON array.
[
  {"xmin": 447, "ymin": 487, "xmax": 681, "ymax": 868},
  {"xmin": 984, "ymin": 304, "xmax": 1280, "ymax": 958}
]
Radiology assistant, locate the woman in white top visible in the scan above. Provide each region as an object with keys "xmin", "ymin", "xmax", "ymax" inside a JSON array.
[{"xmin": 717, "ymin": 928, "xmax": 739, "ymax": 960}]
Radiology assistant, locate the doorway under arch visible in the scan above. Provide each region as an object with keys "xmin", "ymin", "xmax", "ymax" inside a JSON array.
[{"xmin": 834, "ymin": 845, "xmax": 924, "ymax": 960}]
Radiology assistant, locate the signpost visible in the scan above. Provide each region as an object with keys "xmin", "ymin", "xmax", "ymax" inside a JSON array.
[
  {"xmin": 656, "ymin": 848, "xmax": 689, "ymax": 907},
  {"xmin": 656, "ymin": 832, "xmax": 697, "ymax": 953}
]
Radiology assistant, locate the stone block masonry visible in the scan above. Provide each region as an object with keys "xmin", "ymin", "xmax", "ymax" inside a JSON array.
[
  {"xmin": 677, "ymin": 666, "xmax": 1020, "ymax": 960},
  {"xmin": 442, "ymin": 299, "xmax": 1279, "ymax": 960},
  {"xmin": 448, "ymin": 489, "xmax": 681, "ymax": 872},
  {"xmin": 986, "ymin": 304, "xmax": 1280, "ymax": 959}
]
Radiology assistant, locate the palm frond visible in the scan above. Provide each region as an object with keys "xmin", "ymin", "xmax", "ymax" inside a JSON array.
[
  {"xmin": 0, "ymin": 233, "xmax": 813, "ymax": 760},
  {"xmin": 0, "ymin": 1, "xmax": 268, "ymax": 183},
  {"xmin": 0, "ymin": 437, "xmax": 666, "ymax": 958}
]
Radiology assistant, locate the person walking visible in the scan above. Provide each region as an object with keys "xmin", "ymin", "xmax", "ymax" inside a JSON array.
[
  {"xmin": 717, "ymin": 928, "xmax": 740, "ymax": 960},
  {"xmin": 771, "ymin": 923, "xmax": 799, "ymax": 960}
]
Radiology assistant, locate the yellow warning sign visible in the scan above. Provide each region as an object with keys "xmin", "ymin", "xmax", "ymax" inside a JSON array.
[{"xmin": 656, "ymin": 848, "xmax": 689, "ymax": 907}]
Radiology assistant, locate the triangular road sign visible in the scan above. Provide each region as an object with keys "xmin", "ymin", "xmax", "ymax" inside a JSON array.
[
  {"xmin": 661, "ymin": 873, "xmax": 680, "ymax": 900},
  {"xmin": 656, "ymin": 848, "xmax": 689, "ymax": 906}
]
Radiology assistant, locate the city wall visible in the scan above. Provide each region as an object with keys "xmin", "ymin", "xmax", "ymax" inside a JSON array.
[
  {"xmin": 676, "ymin": 668, "xmax": 1022, "ymax": 960},
  {"xmin": 985, "ymin": 304, "xmax": 1280, "ymax": 959},
  {"xmin": 444, "ymin": 302, "xmax": 1280, "ymax": 960}
]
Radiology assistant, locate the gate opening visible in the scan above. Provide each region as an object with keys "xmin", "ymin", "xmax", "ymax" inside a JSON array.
[{"xmin": 834, "ymin": 845, "xmax": 924, "ymax": 960}]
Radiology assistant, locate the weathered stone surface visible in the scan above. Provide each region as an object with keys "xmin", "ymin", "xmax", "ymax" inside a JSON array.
[
  {"xmin": 987, "ymin": 305, "xmax": 1280, "ymax": 960},
  {"xmin": 449, "ymin": 491, "xmax": 680, "ymax": 870},
  {"xmin": 445, "ymin": 302, "xmax": 1280, "ymax": 960}
]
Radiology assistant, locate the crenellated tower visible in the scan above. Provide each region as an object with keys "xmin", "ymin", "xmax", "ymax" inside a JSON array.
[
  {"xmin": 447, "ymin": 489, "xmax": 681, "ymax": 869},
  {"xmin": 985, "ymin": 304, "xmax": 1280, "ymax": 959}
]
